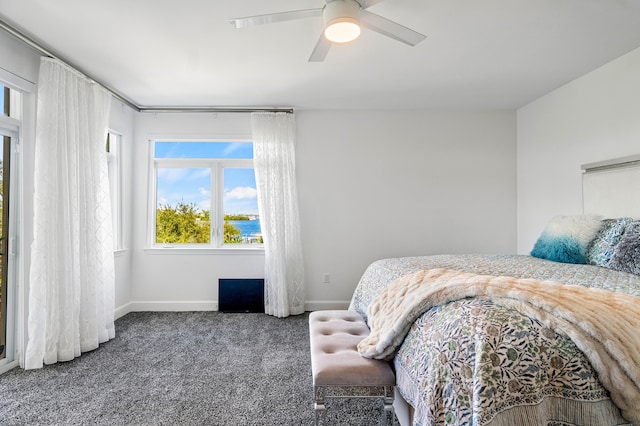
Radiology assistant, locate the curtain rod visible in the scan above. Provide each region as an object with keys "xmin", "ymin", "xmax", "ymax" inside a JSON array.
[
  {"xmin": 139, "ymin": 107, "xmax": 294, "ymax": 114},
  {"xmin": 0, "ymin": 18, "xmax": 294, "ymax": 115}
]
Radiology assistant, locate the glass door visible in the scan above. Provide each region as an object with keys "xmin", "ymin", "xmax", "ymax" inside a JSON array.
[
  {"xmin": 0, "ymin": 78, "xmax": 26, "ymax": 373},
  {"xmin": 0, "ymin": 83, "xmax": 18, "ymax": 365}
]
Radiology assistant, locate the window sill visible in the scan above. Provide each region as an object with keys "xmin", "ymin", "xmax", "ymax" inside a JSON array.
[{"xmin": 144, "ymin": 246, "xmax": 265, "ymax": 255}]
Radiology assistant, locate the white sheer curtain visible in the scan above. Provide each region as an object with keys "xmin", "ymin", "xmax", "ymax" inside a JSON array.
[
  {"xmin": 25, "ymin": 58, "xmax": 115, "ymax": 369},
  {"xmin": 252, "ymin": 112, "xmax": 305, "ymax": 318}
]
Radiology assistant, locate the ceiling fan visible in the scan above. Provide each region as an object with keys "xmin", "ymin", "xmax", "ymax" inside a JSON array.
[{"xmin": 229, "ymin": 0, "xmax": 426, "ymax": 62}]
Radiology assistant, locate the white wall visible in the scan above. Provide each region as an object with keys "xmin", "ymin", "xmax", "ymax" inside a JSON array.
[
  {"xmin": 108, "ymin": 99, "xmax": 135, "ymax": 318},
  {"xmin": 0, "ymin": 30, "xmax": 39, "ymax": 84},
  {"xmin": 297, "ymin": 110, "xmax": 517, "ymax": 306},
  {"xmin": 129, "ymin": 110, "xmax": 517, "ymax": 309},
  {"xmin": 517, "ymin": 46, "xmax": 640, "ymax": 253}
]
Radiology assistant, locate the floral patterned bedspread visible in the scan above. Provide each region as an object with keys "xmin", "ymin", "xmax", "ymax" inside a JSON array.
[{"xmin": 348, "ymin": 254, "xmax": 640, "ymax": 426}]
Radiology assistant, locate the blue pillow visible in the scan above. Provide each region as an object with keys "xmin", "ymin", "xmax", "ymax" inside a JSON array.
[{"xmin": 531, "ymin": 215, "xmax": 603, "ymax": 264}]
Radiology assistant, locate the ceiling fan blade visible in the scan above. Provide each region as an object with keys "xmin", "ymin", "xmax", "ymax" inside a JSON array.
[
  {"xmin": 308, "ymin": 34, "xmax": 332, "ymax": 62},
  {"xmin": 358, "ymin": 9, "xmax": 426, "ymax": 46},
  {"xmin": 355, "ymin": 0, "xmax": 388, "ymax": 9},
  {"xmin": 230, "ymin": 8, "xmax": 323, "ymax": 28}
]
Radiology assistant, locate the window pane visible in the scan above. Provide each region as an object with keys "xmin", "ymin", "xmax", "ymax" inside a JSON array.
[
  {"xmin": 156, "ymin": 167, "xmax": 211, "ymax": 244},
  {"xmin": 155, "ymin": 141, "xmax": 253, "ymax": 159},
  {"xmin": 224, "ymin": 168, "xmax": 261, "ymax": 244}
]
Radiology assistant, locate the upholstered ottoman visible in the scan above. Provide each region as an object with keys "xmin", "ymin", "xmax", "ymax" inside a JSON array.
[{"xmin": 309, "ymin": 310, "xmax": 395, "ymax": 425}]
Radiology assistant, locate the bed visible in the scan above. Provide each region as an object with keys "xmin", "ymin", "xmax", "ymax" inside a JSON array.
[{"xmin": 347, "ymin": 156, "xmax": 640, "ymax": 426}]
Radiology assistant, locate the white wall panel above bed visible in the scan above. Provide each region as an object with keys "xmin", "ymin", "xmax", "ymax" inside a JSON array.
[
  {"xmin": 582, "ymin": 154, "xmax": 640, "ymax": 219},
  {"xmin": 517, "ymin": 46, "xmax": 640, "ymax": 254}
]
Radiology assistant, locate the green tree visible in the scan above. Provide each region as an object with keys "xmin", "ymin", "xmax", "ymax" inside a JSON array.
[
  {"xmin": 156, "ymin": 202, "xmax": 210, "ymax": 244},
  {"xmin": 156, "ymin": 201, "xmax": 243, "ymax": 244},
  {"xmin": 0, "ymin": 159, "xmax": 2, "ymax": 303},
  {"xmin": 224, "ymin": 214, "xmax": 249, "ymax": 221},
  {"xmin": 0, "ymin": 159, "xmax": 3, "ymax": 234}
]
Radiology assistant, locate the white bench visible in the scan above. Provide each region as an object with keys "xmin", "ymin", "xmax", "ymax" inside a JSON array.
[{"xmin": 309, "ymin": 310, "xmax": 396, "ymax": 425}]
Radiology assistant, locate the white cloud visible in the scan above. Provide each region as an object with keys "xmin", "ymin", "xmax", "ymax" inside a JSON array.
[
  {"xmin": 157, "ymin": 167, "xmax": 210, "ymax": 184},
  {"xmin": 225, "ymin": 186, "xmax": 257, "ymax": 200}
]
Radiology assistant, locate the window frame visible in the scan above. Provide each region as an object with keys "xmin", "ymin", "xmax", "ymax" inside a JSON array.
[
  {"xmin": 0, "ymin": 124, "xmax": 18, "ymax": 373},
  {"xmin": 0, "ymin": 79, "xmax": 28, "ymax": 374},
  {"xmin": 0, "ymin": 68, "xmax": 35, "ymax": 374},
  {"xmin": 147, "ymin": 139, "xmax": 263, "ymax": 252}
]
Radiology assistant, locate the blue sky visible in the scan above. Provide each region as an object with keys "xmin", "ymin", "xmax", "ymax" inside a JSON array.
[{"xmin": 155, "ymin": 142, "xmax": 259, "ymax": 215}]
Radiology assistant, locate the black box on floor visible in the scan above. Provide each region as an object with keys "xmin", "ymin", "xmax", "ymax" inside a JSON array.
[{"xmin": 218, "ymin": 278, "xmax": 265, "ymax": 313}]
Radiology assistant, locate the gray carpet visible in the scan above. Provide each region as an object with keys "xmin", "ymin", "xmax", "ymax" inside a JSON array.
[{"xmin": 0, "ymin": 311, "xmax": 393, "ymax": 425}]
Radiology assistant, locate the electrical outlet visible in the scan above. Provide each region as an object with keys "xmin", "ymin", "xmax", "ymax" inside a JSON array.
[{"xmin": 323, "ymin": 273, "xmax": 331, "ymax": 284}]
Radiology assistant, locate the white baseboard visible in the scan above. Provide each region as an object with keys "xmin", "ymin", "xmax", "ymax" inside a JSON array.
[
  {"xmin": 114, "ymin": 302, "xmax": 132, "ymax": 320},
  {"xmin": 128, "ymin": 300, "xmax": 219, "ymax": 312},
  {"xmin": 114, "ymin": 300, "xmax": 350, "ymax": 317},
  {"xmin": 0, "ymin": 359, "xmax": 20, "ymax": 375},
  {"xmin": 304, "ymin": 300, "xmax": 351, "ymax": 311}
]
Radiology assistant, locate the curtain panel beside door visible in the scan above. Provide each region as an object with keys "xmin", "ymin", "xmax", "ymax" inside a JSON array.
[{"xmin": 25, "ymin": 58, "xmax": 115, "ymax": 369}]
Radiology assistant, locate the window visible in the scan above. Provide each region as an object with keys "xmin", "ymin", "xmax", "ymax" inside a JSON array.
[
  {"xmin": 106, "ymin": 131, "xmax": 123, "ymax": 250},
  {"xmin": 150, "ymin": 141, "xmax": 262, "ymax": 248}
]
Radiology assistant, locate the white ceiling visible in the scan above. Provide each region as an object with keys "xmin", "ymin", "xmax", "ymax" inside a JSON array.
[{"xmin": 1, "ymin": 0, "xmax": 640, "ymax": 110}]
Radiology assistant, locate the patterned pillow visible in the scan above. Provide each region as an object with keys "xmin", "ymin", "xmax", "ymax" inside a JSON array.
[
  {"xmin": 607, "ymin": 222, "xmax": 640, "ymax": 275},
  {"xmin": 531, "ymin": 215, "xmax": 603, "ymax": 264},
  {"xmin": 587, "ymin": 217, "xmax": 633, "ymax": 266}
]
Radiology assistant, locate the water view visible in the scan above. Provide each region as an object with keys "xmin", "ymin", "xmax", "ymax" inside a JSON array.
[{"xmin": 228, "ymin": 218, "xmax": 262, "ymax": 244}]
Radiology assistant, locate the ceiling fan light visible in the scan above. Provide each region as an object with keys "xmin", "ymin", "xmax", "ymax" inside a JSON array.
[{"xmin": 324, "ymin": 18, "xmax": 361, "ymax": 43}]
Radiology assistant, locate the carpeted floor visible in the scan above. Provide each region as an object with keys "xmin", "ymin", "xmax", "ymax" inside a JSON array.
[{"xmin": 0, "ymin": 311, "xmax": 393, "ymax": 425}]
